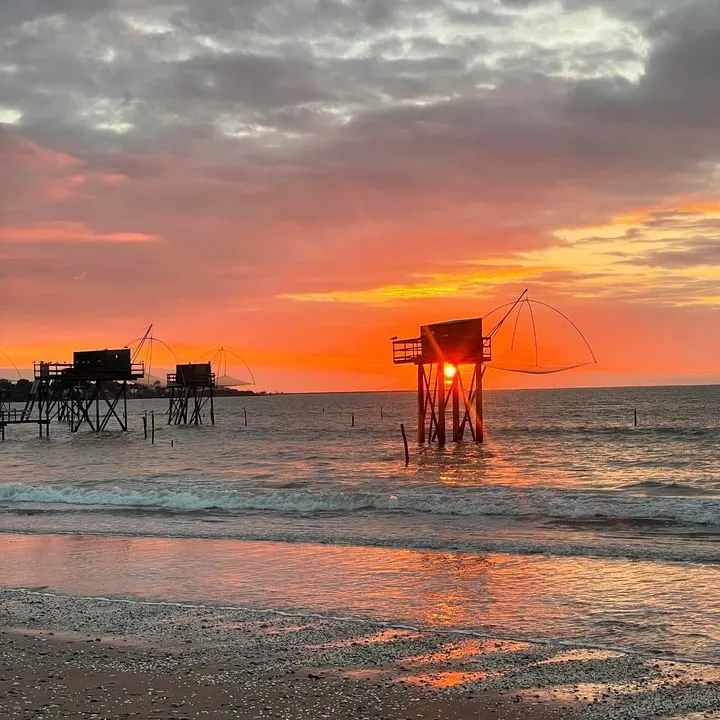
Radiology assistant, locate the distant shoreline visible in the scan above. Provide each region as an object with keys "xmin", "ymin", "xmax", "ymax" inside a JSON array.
[
  {"xmin": 0, "ymin": 380, "xmax": 279, "ymax": 404},
  {"xmin": 127, "ymin": 387, "xmax": 277, "ymax": 400}
]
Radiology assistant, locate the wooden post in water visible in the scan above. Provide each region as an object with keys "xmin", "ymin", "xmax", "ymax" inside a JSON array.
[
  {"xmin": 244, "ymin": 408, "xmax": 248, "ymax": 427},
  {"xmin": 380, "ymin": 407, "xmax": 383, "ymax": 419},
  {"xmin": 400, "ymin": 423, "xmax": 409, "ymax": 466},
  {"xmin": 633, "ymin": 408, "xmax": 638, "ymax": 427},
  {"xmin": 151, "ymin": 411, "xmax": 155, "ymax": 444},
  {"xmin": 143, "ymin": 412, "xmax": 148, "ymax": 439},
  {"xmin": 351, "ymin": 413, "xmax": 355, "ymax": 427}
]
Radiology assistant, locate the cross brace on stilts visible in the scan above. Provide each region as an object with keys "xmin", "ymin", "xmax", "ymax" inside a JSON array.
[
  {"xmin": 166, "ymin": 363, "xmax": 216, "ymax": 426},
  {"xmin": 66, "ymin": 381, "xmax": 130, "ymax": 432},
  {"xmin": 393, "ymin": 317, "xmax": 491, "ymax": 446},
  {"xmin": 416, "ymin": 361, "xmax": 485, "ymax": 446}
]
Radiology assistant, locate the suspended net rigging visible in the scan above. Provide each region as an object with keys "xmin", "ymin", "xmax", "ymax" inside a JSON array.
[
  {"xmin": 0, "ymin": 349, "xmax": 22, "ymax": 380},
  {"xmin": 127, "ymin": 324, "xmax": 178, "ymax": 387},
  {"xmin": 194, "ymin": 346, "xmax": 256, "ymax": 388},
  {"xmin": 484, "ymin": 289, "xmax": 597, "ymax": 375}
]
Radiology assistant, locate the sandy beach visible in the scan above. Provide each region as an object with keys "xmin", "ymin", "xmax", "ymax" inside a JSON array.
[
  {"xmin": 0, "ymin": 631, "xmax": 565, "ymax": 720},
  {"xmin": 1, "ymin": 590, "xmax": 718, "ymax": 719}
]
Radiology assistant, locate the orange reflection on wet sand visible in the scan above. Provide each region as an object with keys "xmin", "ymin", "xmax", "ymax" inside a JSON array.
[
  {"xmin": 403, "ymin": 638, "xmax": 532, "ymax": 666},
  {"xmin": 520, "ymin": 661, "xmax": 720, "ymax": 704},
  {"xmin": 2, "ymin": 533, "xmax": 718, "ymax": 666},
  {"xmin": 537, "ymin": 648, "xmax": 625, "ymax": 664},
  {"xmin": 307, "ymin": 628, "xmax": 422, "ymax": 650},
  {"xmin": 402, "ymin": 670, "xmax": 503, "ymax": 689}
]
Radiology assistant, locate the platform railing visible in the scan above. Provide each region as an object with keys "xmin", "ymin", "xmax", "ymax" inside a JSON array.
[
  {"xmin": 392, "ymin": 337, "xmax": 492, "ymax": 364},
  {"xmin": 392, "ymin": 338, "xmax": 422, "ymax": 364},
  {"xmin": 32, "ymin": 361, "xmax": 145, "ymax": 381},
  {"xmin": 33, "ymin": 362, "xmax": 73, "ymax": 378},
  {"xmin": 166, "ymin": 372, "xmax": 216, "ymax": 387},
  {"xmin": 482, "ymin": 336, "xmax": 492, "ymax": 362}
]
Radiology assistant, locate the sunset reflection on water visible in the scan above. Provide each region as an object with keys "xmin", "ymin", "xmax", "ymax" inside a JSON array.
[{"xmin": 0, "ymin": 533, "xmax": 717, "ymax": 661}]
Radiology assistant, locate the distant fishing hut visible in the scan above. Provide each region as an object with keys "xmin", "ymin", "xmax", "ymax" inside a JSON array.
[
  {"xmin": 392, "ymin": 318, "xmax": 491, "ymax": 446},
  {"xmin": 25, "ymin": 349, "xmax": 144, "ymax": 433},
  {"xmin": 166, "ymin": 363, "xmax": 216, "ymax": 425}
]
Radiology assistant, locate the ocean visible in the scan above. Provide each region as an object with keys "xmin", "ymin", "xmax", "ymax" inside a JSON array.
[{"xmin": 0, "ymin": 386, "xmax": 718, "ymax": 665}]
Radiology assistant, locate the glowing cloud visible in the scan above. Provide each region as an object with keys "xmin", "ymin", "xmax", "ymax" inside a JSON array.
[{"xmin": 0, "ymin": 222, "xmax": 161, "ymax": 244}]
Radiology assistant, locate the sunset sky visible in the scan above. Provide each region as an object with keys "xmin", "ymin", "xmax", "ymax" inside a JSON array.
[{"xmin": 1, "ymin": 0, "xmax": 719, "ymax": 392}]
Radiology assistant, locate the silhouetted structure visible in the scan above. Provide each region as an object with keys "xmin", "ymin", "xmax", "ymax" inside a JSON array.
[
  {"xmin": 393, "ymin": 318, "xmax": 491, "ymax": 446},
  {"xmin": 21, "ymin": 349, "xmax": 144, "ymax": 433},
  {"xmin": 167, "ymin": 363, "xmax": 215, "ymax": 425},
  {"xmin": 1, "ymin": 374, "xmax": 51, "ymax": 439}
]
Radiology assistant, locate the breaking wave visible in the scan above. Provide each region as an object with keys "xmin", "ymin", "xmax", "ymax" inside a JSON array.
[{"xmin": 1, "ymin": 481, "xmax": 719, "ymax": 527}]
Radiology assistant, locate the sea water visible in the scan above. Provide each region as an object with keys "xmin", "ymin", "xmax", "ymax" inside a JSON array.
[{"xmin": 0, "ymin": 386, "xmax": 718, "ymax": 662}]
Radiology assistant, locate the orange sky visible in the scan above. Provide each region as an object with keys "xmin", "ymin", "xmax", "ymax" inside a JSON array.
[{"xmin": 1, "ymin": 1, "xmax": 719, "ymax": 392}]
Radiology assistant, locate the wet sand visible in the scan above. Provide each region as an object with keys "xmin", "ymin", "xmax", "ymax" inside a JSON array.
[
  {"xmin": 0, "ymin": 631, "xmax": 572, "ymax": 720},
  {"xmin": 1, "ymin": 590, "xmax": 718, "ymax": 719}
]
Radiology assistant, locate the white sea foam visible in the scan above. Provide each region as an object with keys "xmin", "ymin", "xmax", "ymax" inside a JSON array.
[{"xmin": 1, "ymin": 481, "xmax": 718, "ymax": 526}]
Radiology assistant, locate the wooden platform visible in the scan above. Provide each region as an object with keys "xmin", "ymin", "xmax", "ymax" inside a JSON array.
[{"xmin": 0, "ymin": 411, "xmax": 50, "ymax": 439}]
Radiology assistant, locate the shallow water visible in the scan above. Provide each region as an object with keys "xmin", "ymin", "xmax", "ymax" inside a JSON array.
[{"xmin": 1, "ymin": 533, "xmax": 718, "ymax": 662}]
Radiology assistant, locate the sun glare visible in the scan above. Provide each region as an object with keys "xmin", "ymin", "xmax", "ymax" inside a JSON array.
[{"xmin": 443, "ymin": 365, "xmax": 457, "ymax": 380}]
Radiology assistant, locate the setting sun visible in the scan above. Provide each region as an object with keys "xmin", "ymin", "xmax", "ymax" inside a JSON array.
[{"xmin": 443, "ymin": 365, "xmax": 457, "ymax": 380}]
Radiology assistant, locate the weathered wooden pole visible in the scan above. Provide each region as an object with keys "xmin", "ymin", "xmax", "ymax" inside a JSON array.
[
  {"xmin": 400, "ymin": 423, "xmax": 409, "ymax": 466},
  {"xmin": 143, "ymin": 412, "xmax": 147, "ymax": 439},
  {"xmin": 151, "ymin": 410, "xmax": 155, "ymax": 444},
  {"xmin": 437, "ymin": 362, "xmax": 446, "ymax": 446},
  {"xmin": 475, "ymin": 362, "xmax": 484, "ymax": 443},
  {"xmin": 123, "ymin": 385, "xmax": 128, "ymax": 432},
  {"xmin": 417, "ymin": 363, "xmax": 426, "ymax": 444},
  {"xmin": 451, "ymin": 371, "xmax": 460, "ymax": 442}
]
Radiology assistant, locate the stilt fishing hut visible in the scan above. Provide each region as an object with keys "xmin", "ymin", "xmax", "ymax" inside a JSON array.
[
  {"xmin": 25, "ymin": 349, "xmax": 144, "ymax": 432},
  {"xmin": 393, "ymin": 318, "xmax": 491, "ymax": 446},
  {"xmin": 166, "ymin": 363, "xmax": 215, "ymax": 425},
  {"xmin": 392, "ymin": 290, "xmax": 598, "ymax": 447}
]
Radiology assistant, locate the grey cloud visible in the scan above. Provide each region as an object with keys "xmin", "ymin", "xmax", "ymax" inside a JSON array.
[
  {"xmin": 0, "ymin": 0, "xmax": 113, "ymax": 28},
  {"xmin": 444, "ymin": 4, "xmax": 513, "ymax": 27},
  {"xmin": 3, "ymin": 0, "xmax": 720, "ymax": 319},
  {"xmin": 635, "ymin": 239, "xmax": 720, "ymax": 269},
  {"xmin": 640, "ymin": 28, "xmax": 720, "ymax": 128},
  {"xmin": 169, "ymin": 53, "xmax": 329, "ymax": 109}
]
